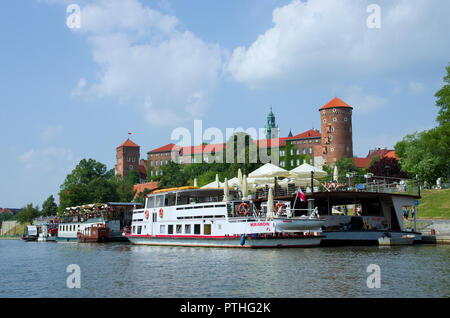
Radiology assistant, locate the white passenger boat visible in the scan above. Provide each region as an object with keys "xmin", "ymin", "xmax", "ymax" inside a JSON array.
[
  {"xmin": 125, "ymin": 187, "xmax": 325, "ymax": 248},
  {"xmin": 57, "ymin": 202, "xmax": 141, "ymax": 242}
]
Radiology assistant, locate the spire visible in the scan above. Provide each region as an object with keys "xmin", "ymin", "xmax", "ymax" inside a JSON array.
[{"xmin": 288, "ymin": 129, "xmax": 293, "ymax": 137}]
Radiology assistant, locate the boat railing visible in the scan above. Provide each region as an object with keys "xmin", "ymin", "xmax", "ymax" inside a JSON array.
[{"xmin": 253, "ymin": 174, "xmax": 420, "ymax": 198}]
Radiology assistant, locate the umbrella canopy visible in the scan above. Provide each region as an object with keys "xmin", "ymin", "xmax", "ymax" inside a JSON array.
[
  {"xmin": 333, "ymin": 165, "xmax": 339, "ymax": 182},
  {"xmin": 248, "ymin": 163, "xmax": 289, "ymax": 179},
  {"xmin": 289, "ymin": 163, "xmax": 328, "ymax": 178},
  {"xmin": 227, "ymin": 177, "xmax": 240, "ymax": 187},
  {"xmin": 266, "ymin": 187, "xmax": 275, "ymax": 220},
  {"xmin": 278, "ymin": 177, "xmax": 320, "ymax": 187},
  {"xmin": 238, "ymin": 168, "xmax": 243, "ymax": 188},
  {"xmin": 201, "ymin": 180, "xmax": 223, "ymax": 188},
  {"xmin": 215, "ymin": 174, "xmax": 220, "ymax": 188},
  {"xmin": 193, "ymin": 178, "xmax": 198, "ymax": 188},
  {"xmin": 223, "ymin": 178, "xmax": 229, "ymax": 202},
  {"xmin": 242, "ymin": 175, "xmax": 248, "ymax": 200}
]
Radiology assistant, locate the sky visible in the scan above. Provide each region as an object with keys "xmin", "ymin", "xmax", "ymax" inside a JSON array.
[{"xmin": 0, "ymin": 0, "xmax": 449, "ymax": 208}]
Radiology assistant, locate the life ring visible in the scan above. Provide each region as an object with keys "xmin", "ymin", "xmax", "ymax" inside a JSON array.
[
  {"xmin": 144, "ymin": 210, "xmax": 149, "ymax": 220},
  {"xmin": 238, "ymin": 203, "xmax": 250, "ymax": 216},
  {"xmin": 159, "ymin": 208, "xmax": 164, "ymax": 218},
  {"xmin": 275, "ymin": 202, "xmax": 286, "ymax": 215}
]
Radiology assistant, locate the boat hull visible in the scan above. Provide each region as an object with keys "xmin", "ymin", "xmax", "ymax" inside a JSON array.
[
  {"xmin": 321, "ymin": 230, "xmax": 422, "ymax": 246},
  {"xmin": 125, "ymin": 234, "xmax": 323, "ymax": 248},
  {"xmin": 378, "ymin": 235, "xmax": 415, "ymax": 246},
  {"xmin": 274, "ymin": 218, "xmax": 325, "ymax": 232}
]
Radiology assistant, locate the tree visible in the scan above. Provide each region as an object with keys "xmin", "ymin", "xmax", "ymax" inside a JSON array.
[
  {"xmin": 323, "ymin": 157, "xmax": 365, "ymax": 184},
  {"xmin": 41, "ymin": 195, "xmax": 58, "ymax": 216},
  {"xmin": 127, "ymin": 169, "xmax": 140, "ymax": 185},
  {"xmin": 395, "ymin": 63, "xmax": 450, "ymax": 183},
  {"xmin": 158, "ymin": 161, "xmax": 190, "ymax": 188},
  {"xmin": 368, "ymin": 157, "xmax": 408, "ymax": 180},
  {"xmin": 111, "ymin": 175, "xmax": 137, "ymax": 203},
  {"xmin": 17, "ymin": 203, "xmax": 40, "ymax": 224},
  {"xmin": 59, "ymin": 158, "xmax": 118, "ymax": 211},
  {"xmin": 435, "ymin": 62, "xmax": 450, "ymax": 126}
]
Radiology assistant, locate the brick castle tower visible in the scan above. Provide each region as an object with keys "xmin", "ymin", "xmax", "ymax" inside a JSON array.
[
  {"xmin": 115, "ymin": 138, "xmax": 140, "ymax": 178},
  {"xmin": 319, "ymin": 97, "xmax": 353, "ymax": 165}
]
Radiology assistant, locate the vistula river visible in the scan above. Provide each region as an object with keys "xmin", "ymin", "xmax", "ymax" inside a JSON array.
[{"xmin": 0, "ymin": 240, "xmax": 448, "ymax": 298}]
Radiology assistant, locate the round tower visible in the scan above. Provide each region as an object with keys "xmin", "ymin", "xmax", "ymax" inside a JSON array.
[{"xmin": 319, "ymin": 97, "xmax": 353, "ymax": 165}]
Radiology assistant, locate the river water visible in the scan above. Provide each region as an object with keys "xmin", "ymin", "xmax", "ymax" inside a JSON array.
[{"xmin": 0, "ymin": 240, "xmax": 448, "ymax": 298}]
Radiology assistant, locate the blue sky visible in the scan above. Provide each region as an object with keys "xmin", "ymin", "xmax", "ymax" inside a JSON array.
[{"xmin": 0, "ymin": 0, "xmax": 448, "ymax": 208}]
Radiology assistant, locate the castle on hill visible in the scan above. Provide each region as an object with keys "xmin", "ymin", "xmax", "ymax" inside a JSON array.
[{"xmin": 115, "ymin": 97, "xmax": 361, "ymax": 183}]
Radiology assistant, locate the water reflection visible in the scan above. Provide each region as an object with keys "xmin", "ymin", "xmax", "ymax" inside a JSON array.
[{"xmin": 1, "ymin": 240, "xmax": 448, "ymax": 298}]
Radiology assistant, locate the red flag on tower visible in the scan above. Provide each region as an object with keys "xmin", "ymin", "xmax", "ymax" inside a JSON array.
[{"xmin": 297, "ymin": 187, "xmax": 306, "ymax": 202}]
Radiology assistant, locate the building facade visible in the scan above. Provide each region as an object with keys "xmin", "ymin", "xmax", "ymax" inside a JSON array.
[{"xmin": 117, "ymin": 97, "xmax": 356, "ymax": 181}]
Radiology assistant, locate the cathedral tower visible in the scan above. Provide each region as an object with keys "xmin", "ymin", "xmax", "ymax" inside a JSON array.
[{"xmin": 265, "ymin": 106, "xmax": 279, "ymax": 139}]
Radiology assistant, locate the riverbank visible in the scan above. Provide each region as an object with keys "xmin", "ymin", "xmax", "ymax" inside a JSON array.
[
  {"xmin": 0, "ymin": 236, "xmax": 21, "ymax": 240},
  {"xmin": 417, "ymin": 189, "xmax": 450, "ymax": 219}
]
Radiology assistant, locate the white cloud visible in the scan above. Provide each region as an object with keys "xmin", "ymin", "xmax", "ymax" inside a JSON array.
[
  {"xmin": 40, "ymin": 125, "xmax": 64, "ymax": 141},
  {"xmin": 70, "ymin": 0, "xmax": 224, "ymax": 126},
  {"xmin": 409, "ymin": 81, "xmax": 425, "ymax": 94},
  {"xmin": 19, "ymin": 147, "xmax": 76, "ymax": 172},
  {"xmin": 226, "ymin": 0, "xmax": 450, "ymax": 88},
  {"xmin": 344, "ymin": 86, "xmax": 388, "ymax": 113}
]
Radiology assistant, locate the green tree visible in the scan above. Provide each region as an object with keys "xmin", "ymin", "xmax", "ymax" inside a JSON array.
[
  {"xmin": 41, "ymin": 195, "xmax": 58, "ymax": 216},
  {"xmin": 17, "ymin": 203, "xmax": 40, "ymax": 224},
  {"xmin": 111, "ymin": 175, "xmax": 137, "ymax": 203},
  {"xmin": 59, "ymin": 159, "xmax": 118, "ymax": 211},
  {"xmin": 158, "ymin": 161, "xmax": 190, "ymax": 188},
  {"xmin": 395, "ymin": 63, "xmax": 450, "ymax": 182},
  {"xmin": 127, "ymin": 169, "xmax": 140, "ymax": 185}
]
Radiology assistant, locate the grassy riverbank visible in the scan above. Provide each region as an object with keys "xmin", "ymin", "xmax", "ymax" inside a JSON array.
[{"xmin": 417, "ymin": 189, "xmax": 450, "ymax": 219}]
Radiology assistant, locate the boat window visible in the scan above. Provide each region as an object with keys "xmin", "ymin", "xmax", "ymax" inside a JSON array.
[
  {"xmin": 155, "ymin": 195, "xmax": 165, "ymax": 208},
  {"xmin": 185, "ymin": 224, "xmax": 191, "ymax": 234},
  {"xmin": 137, "ymin": 226, "xmax": 142, "ymax": 235},
  {"xmin": 194, "ymin": 224, "xmax": 201, "ymax": 235},
  {"xmin": 176, "ymin": 224, "xmax": 182, "ymax": 234},
  {"xmin": 166, "ymin": 194, "xmax": 176, "ymax": 206},
  {"xmin": 168, "ymin": 225, "xmax": 173, "ymax": 234},
  {"xmin": 204, "ymin": 224, "xmax": 211, "ymax": 235},
  {"xmin": 132, "ymin": 226, "xmax": 136, "ymax": 234},
  {"xmin": 146, "ymin": 196, "xmax": 155, "ymax": 208},
  {"xmin": 160, "ymin": 225, "xmax": 165, "ymax": 234},
  {"xmin": 152, "ymin": 213, "xmax": 157, "ymax": 222}
]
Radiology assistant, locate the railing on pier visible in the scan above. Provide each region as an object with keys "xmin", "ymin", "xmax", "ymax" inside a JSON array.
[{"xmin": 253, "ymin": 174, "xmax": 420, "ymax": 199}]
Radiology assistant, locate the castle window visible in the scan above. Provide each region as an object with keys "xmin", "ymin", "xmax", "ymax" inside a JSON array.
[
  {"xmin": 333, "ymin": 118, "xmax": 337, "ymax": 122},
  {"xmin": 333, "ymin": 108, "xmax": 337, "ymax": 113},
  {"xmin": 296, "ymin": 149, "xmax": 300, "ymax": 155},
  {"xmin": 323, "ymin": 119, "xmax": 326, "ymax": 124},
  {"xmin": 280, "ymin": 150, "xmax": 285, "ymax": 156},
  {"xmin": 296, "ymin": 159, "xmax": 300, "ymax": 166},
  {"xmin": 330, "ymin": 147, "xmax": 335, "ymax": 152},
  {"xmin": 309, "ymin": 147, "xmax": 312, "ymax": 154},
  {"xmin": 290, "ymin": 160, "xmax": 294, "ymax": 166},
  {"xmin": 290, "ymin": 149, "xmax": 294, "ymax": 156},
  {"xmin": 302, "ymin": 148, "xmax": 306, "ymax": 154},
  {"xmin": 129, "ymin": 165, "xmax": 133, "ymax": 169},
  {"xmin": 280, "ymin": 161, "xmax": 285, "ymax": 167},
  {"xmin": 329, "ymin": 135, "xmax": 333, "ymax": 141},
  {"xmin": 344, "ymin": 117, "xmax": 348, "ymax": 122}
]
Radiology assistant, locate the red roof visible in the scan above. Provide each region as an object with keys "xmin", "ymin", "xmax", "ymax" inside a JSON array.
[
  {"xmin": 148, "ymin": 143, "xmax": 177, "ymax": 154},
  {"xmin": 118, "ymin": 138, "xmax": 140, "ymax": 148},
  {"xmin": 133, "ymin": 182, "xmax": 159, "ymax": 197},
  {"xmin": 319, "ymin": 97, "xmax": 352, "ymax": 110},
  {"xmin": 353, "ymin": 148, "xmax": 399, "ymax": 169},
  {"xmin": 180, "ymin": 143, "xmax": 225, "ymax": 155},
  {"xmin": 353, "ymin": 157, "xmax": 372, "ymax": 169},
  {"xmin": 288, "ymin": 129, "xmax": 321, "ymax": 140}
]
